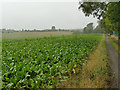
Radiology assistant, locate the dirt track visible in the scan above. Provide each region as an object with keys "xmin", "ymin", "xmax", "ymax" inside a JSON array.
[{"xmin": 105, "ymin": 36, "xmax": 119, "ymax": 88}]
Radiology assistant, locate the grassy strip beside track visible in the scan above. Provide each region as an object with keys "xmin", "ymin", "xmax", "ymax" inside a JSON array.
[
  {"xmin": 79, "ymin": 35, "xmax": 110, "ymax": 88},
  {"xmin": 108, "ymin": 36, "xmax": 120, "ymax": 54},
  {"xmin": 110, "ymin": 35, "xmax": 118, "ymax": 41}
]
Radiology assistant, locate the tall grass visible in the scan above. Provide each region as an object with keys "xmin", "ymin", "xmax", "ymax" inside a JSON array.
[
  {"xmin": 108, "ymin": 36, "xmax": 120, "ymax": 54},
  {"xmin": 0, "ymin": 32, "xmax": 2, "ymax": 89}
]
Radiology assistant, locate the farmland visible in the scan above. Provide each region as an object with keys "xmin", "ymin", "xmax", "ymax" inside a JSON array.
[
  {"xmin": 2, "ymin": 31, "xmax": 72, "ymax": 39},
  {"xmin": 2, "ymin": 34, "xmax": 102, "ymax": 88}
]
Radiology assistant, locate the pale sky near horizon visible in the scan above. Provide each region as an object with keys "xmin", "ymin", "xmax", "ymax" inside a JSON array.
[{"xmin": 0, "ymin": 1, "xmax": 98, "ymax": 30}]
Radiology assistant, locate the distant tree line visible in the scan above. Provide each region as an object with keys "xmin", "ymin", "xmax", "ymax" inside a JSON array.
[
  {"xmin": 2, "ymin": 26, "xmax": 72, "ymax": 33},
  {"xmin": 21, "ymin": 26, "xmax": 71, "ymax": 32},
  {"xmin": 21, "ymin": 29, "xmax": 70, "ymax": 32},
  {"xmin": 2, "ymin": 29, "xmax": 16, "ymax": 33}
]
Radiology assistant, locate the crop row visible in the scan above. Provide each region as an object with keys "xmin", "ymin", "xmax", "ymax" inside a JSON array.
[{"xmin": 2, "ymin": 34, "xmax": 102, "ymax": 88}]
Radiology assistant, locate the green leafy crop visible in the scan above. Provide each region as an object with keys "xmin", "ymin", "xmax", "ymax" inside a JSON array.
[{"xmin": 2, "ymin": 34, "xmax": 102, "ymax": 88}]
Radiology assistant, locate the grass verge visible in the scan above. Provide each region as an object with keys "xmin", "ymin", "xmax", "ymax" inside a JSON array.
[
  {"xmin": 108, "ymin": 36, "xmax": 120, "ymax": 54},
  {"xmin": 110, "ymin": 35, "xmax": 118, "ymax": 41},
  {"xmin": 58, "ymin": 35, "xmax": 110, "ymax": 88},
  {"xmin": 0, "ymin": 32, "xmax": 2, "ymax": 89}
]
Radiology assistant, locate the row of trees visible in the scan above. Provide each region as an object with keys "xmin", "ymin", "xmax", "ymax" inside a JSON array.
[
  {"xmin": 21, "ymin": 26, "xmax": 56, "ymax": 32},
  {"xmin": 79, "ymin": 2, "xmax": 120, "ymax": 38},
  {"xmin": 83, "ymin": 22, "xmax": 104, "ymax": 33},
  {"xmin": 20, "ymin": 26, "xmax": 70, "ymax": 32}
]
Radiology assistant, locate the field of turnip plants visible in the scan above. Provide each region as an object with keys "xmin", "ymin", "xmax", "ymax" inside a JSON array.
[{"xmin": 2, "ymin": 34, "xmax": 102, "ymax": 88}]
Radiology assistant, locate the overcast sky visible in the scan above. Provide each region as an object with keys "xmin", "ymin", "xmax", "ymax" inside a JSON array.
[{"xmin": 1, "ymin": 1, "xmax": 98, "ymax": 30}]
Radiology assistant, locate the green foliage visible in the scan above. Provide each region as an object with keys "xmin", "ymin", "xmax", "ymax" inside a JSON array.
[
  {"xmin": 104, "ymin": 2, "xmax": 120, "ymax": 35},
  {"xmin": 2, "ymin": 34, "xmax": 102, "ymax": 88},
  {"xmin": 79, "ymin": 2, "xmax": 120, "ymax": 38},
  {"xmin": 83, "ymin": 23, "xmax": 93, "ymax": 33},
  {"xmin": 83, "ymin": 22, "xmax": 103, "ymax": 33},
  {"xmin": 93, "ymin": 24, "xmax": 104, "ymax": 33},
  {"xmin": 79, "ymin": 2, "xmax": 107, "ymax": 19},
  {"xmin": 108, "ymin": 36, "xmax": 120, "ymax": 54}
]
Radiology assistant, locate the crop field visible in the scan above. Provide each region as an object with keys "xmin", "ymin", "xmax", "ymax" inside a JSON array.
[
  {"xmin": 2, "ymin": 31, "xmax": 72, "ymax": 39},
  {"xmin": 2, "ymin": 34, "xmax": 102, "ymax": 88}
]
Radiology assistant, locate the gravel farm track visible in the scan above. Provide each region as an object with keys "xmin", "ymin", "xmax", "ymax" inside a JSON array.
[{"xmin": 105, "ymin": 36, "xmax": 120, "ymax": 88}]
